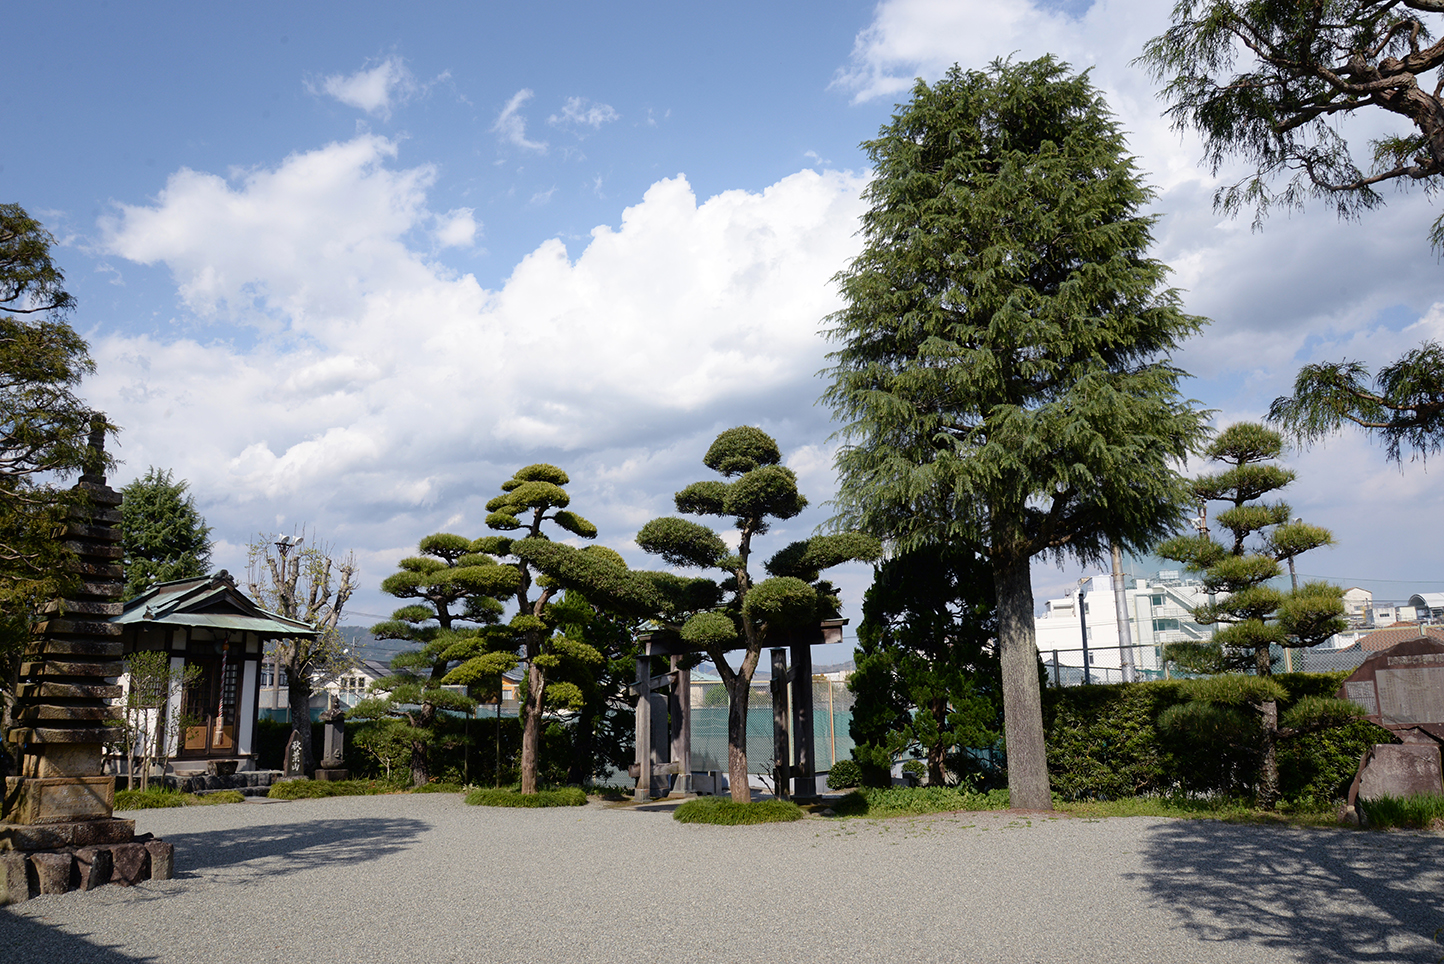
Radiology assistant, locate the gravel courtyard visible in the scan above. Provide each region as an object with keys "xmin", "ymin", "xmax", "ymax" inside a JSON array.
[{"xmin": 3, "ymin": 794, "xmax": 1440, "ymax": 963}]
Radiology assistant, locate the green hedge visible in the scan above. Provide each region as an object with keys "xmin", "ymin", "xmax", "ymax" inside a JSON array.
[
  {"xmin": 672, "ymin": 797, "xmax": 803, "ymax": 825},
  {"xmin": 464, "ymin": 786, "xmax": 587, "ymax": 808},
  {"xmin": 1044, "ymin": 672, "xmax": 1390, "ymax": 805}
]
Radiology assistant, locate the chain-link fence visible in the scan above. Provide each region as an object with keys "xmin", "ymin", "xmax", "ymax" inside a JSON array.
[{"xmin": 689, "ymin": 678, "xmax": 855, "ymax": 774}]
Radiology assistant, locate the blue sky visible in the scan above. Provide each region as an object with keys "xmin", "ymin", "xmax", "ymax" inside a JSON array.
[{"xmin": 7, "ymin": 1, "xmax": 1441, "ymax": 659}]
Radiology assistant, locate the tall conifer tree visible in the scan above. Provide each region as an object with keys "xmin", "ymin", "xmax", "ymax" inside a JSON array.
[{"xmin": 823, "ymin": 57, "xmax": 1208, "ymax": 810}]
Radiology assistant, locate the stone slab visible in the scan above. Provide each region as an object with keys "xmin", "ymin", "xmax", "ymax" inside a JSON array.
[
  {"xmin": 0, "ymin": 852, "xmax": 28, "ymax": 905},
  {"xmin": 313, "ymin": 769, "xmax": 350, "ymax": 782},
  {"xmin": 0, "ymin": 818, "xmax": 134, "ymax": 851},
  {"xmin": 19, "ymin": 743, "xmax": 102, "ymax": 778},
  {"xmin": 30, "ymin": 851, "xmax": 72, "ymax": 894},
  {"xmin": 19, "ymin": 660, "xmax": 120, "ymax": 678},
  {"xmin": 17, "ymin": 681, "xmax": 123, "ymax": 700},
  {"xmin": 145, "ymin": 840, "xmax": 174, "ymax": 880},
  {"xmin": 17, "ymin": 705, "xmax": 115, "ymax": 722},
  {"xmin": 40, "ymin": 599, "xmax": 123, "ymax": 617},
  {"xmin": 109, "ymin": 842, "xmax": 150, "ymax": 886},
  {"xmin": 24, "ymin": 638, "xmax": 123, "ymax": 658},
  {"xmin": 1359, "ymin": 744, "xmax": 1444, "ymax": 801},
  {"xmin": 11, "ymin": 725, "xmax": 125, "ymax": 744},
  {"xmin": 56, "ymin": 541, "xmax": 125, "ymax": 560},
  {"xmin": 3, "ymin": 776, "xmax": 115, "ymax": 824}
]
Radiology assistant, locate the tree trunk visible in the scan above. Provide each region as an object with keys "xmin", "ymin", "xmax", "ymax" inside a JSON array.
[
  {"xmin": 927, "ymin": 695, "xmax": 948, "ymax": 786},
  {"xmin": 993, "ymin": 552, "xmax": 1052, "ymax": 811},
  {"xmin": 726, "ymin": 679, "xmax": 752, "ymax": 802},
  {"xmin": 520, "ymin": 660, "xmax": 546, "ymax": 794},
  {"xmin": 411, "ymin": 702, "xmax": 436, "ymax": 787},
  {"xmin": 287, "ymin": 676, "xmax": 315, "ymax": 773},
  {"xmin": 1257, "ymin": 699, "xmax": 1280, "ymax": 810}
]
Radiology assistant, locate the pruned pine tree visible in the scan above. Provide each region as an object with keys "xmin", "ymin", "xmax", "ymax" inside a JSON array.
[
  {"xmin": 849, "ymin": 543, "xmax": 1000, "ymax": 789},
  {"xmin": 119, "ymin": 467, "xmax": 213, "ymax": 599},
  {"xmin": 358, "ymin": 533, "xmax": 520, "ymax": 787},
  {"xmin": 246, "ymin": 531, "xmax": 357, "ymax": 772},
  {"xmin": 634, "ymin": 427, "xmax": 881, "ymax": 803},
  {"xmin": 1269, "ymin": 341, "xmax": 1444, "ymax": 465},
  {"xmin": 1156, "ymin": 422, "xmax": 1357, "ymax": 808},
  {"xmin": 1139, "ymin": 0, "xmax": 1444, "ymax": 249},
  {"xmin": 822, "ymin": 58, "xmax": 1209, "ymax": 811},
  {"xmin": 471, "ymin": 465, "xmax": 611, "ymax": 795}
]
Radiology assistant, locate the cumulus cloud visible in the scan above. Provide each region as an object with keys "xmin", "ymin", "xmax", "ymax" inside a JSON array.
[
  {"xmin": 311, "ymin": 57, "xmax": 418, "ymax": 120},
  {"xmin": 548, "ymin": 97, "xmax": 620, "ymax": 130},
  {"xmin": 91, "ymin": 136, "xmax": 869, "ymax": 620},
  {"xmin": 492, "ymin": 89, "xmax": 548, "ymax": 152},
  {"xmin": 434, "ymin": 207, "xmax": 479, "ymax": 248}
]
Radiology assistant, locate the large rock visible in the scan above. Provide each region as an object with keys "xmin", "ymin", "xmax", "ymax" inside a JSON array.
[{"xmin": 1359, "ymin": 744, "xmax": 1444, "ymax": 800}]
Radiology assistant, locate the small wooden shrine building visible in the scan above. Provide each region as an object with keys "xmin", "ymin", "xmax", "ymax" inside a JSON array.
[{"xmin": 112, "ymin": 572, "xmax": 316, "ymax": 771}]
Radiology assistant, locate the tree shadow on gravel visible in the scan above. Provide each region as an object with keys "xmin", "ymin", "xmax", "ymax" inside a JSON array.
[
  {"xmin": 0, "ymin": 910, "xmax": 155, "ymax": 964},
  {"xmin": 1136, "ymin": 821, "xmax": 1444, "ymax": 962},
  {"xmin": 163, "ymin": 816, "xmax": 430, "ymax": 880}
]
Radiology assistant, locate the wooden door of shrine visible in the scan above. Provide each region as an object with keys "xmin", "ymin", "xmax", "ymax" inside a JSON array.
[{"xmin": 178, "ymin": 650, "xmax": 240, "ymax": 757}]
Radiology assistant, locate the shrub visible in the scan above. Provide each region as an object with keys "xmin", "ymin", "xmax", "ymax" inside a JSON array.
[
  {"xmin": 672, "ymin": 797, "xmax": 804, "ymax": 825},
  {"xmin": 852, "ymin": 744, "xmax": 895, "ymax": 788},
  {"xmin": 826, "ymin": 759, "xmax": 862, "ymax": 790},
  {"xmin": 832, "ymin": 785, "xmax": 1010, "ymax": 818},
  {"xmin": 267, "ymin": 779, "xmax": 397, "ymax": 800},
  {"xmin": 464, "ymin": 786, "xmax": 587, "ymax": 808},
  {"xmin": 411, "ymin": 781, "xmax": 466, "ymax": 794},
  {"xmin": 901, "ymin": 760, "xmax": 926, "ymax": 784},
  {"xmin": 1359, "ymin": 793, "xmax": 1444, "ymax": 830}
]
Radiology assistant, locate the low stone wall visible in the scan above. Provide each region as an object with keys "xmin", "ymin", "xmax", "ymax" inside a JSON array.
[{"xmin": 0, "ymin": 835, "xmax": 173, "ymax": 905}]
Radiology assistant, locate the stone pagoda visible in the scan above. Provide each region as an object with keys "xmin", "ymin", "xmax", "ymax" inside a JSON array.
[{"xmin": 1, "ymin": 417, "xmax": 173, "ymax": 904}]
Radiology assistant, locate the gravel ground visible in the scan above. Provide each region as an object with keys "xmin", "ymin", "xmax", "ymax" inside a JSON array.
[{"xmin": 3, "ymin": 794, "xmax": 1442, "ymax": 964}]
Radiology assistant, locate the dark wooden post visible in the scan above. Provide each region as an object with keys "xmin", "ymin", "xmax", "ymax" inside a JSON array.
[
  {"xmin": 790, "ymin": 640, "xmax": 818, "ymax": 802},
  {"xmin": 770, "ymin": 648, "xmax": 790, "ymax": 800}
]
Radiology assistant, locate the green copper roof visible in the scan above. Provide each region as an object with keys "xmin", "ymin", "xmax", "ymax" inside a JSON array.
[{"xmin": 112, "ymin": 574, "xmax": 318, "ymax": 637}]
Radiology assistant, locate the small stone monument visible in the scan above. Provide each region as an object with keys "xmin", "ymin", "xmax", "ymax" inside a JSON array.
[
  {"xmin": 282, "ymin": 729, "xmax": 307, "ymax": 779},
  {"xmin": 0, "ymin": 418, "xmax": 173, "ymax": 904},
  {"xmin": 315, "ymin": 694, "xmax": 349, "ymax": 782},
  {"xmin": 1339, "ymin": 636, "xmax": 1444, "ymax": 807}
]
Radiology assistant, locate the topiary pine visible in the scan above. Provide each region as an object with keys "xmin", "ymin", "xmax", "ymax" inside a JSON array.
[
  {"xmin": 357, "ymin": 533, "xmax": 520, "ymax": 786},
  {"xmin": 1156, "ymin": 422, "xmax": 1358, "ymax": 808},
  {"xmin": 635, "ymin": 426, "xmax": 880, "ymax": 803}
]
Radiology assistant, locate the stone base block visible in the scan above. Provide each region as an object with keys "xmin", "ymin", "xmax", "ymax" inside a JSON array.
[
  {"xmin": 1, "ymin": 817, "xmax": 136, "ymax": 851},
  {"xmin": 75, "ymin": 847, "xmax": 113, "ymax": 890},
  {"xmin": 145, "ymin": 841, "xmax": 173, "ymax": 880},
  {"xmin": 0, "ymin": 852, "xmax": 28, "ymax": 906},
  {"xmin": 30, "ymin": 852, "xmax": 72, "ymax": 894},
  {"xmin": 4, "ymin": 776, "xmax": 114, "ymax": 824},
  {"xmin": 1360, "ymin": 744, "xmax": 1444, "ymax": 801},
  {"xmin": 313, "ymin": 769, "xmax": 350, "ymax": 782},
  {"xmin": 109, "ymin": 842, "xmax": 150, "ymax": 886}
]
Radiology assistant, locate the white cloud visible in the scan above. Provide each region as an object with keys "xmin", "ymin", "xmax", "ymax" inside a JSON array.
[
  {"xmin": 434, "ymin": 208, "xmax": 479, "ymax": 248},
  {"xmin": 91, "ymin": 137, "xmax": 868, "ymax": 620},
  {"xmin": 311, "ymin": 57, "xmax": 417, "ymax": 120},
  {"xmin": 548, "ymin": 97, "xmax": 620, "ymax": 130},
  {"xmin": 492, "ymin": 89, "xmax": 548, "ymax": 152}
]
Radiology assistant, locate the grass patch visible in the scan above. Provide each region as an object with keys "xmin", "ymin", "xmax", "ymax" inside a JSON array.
[
  {"xmin": 464, "ymin": 786, "xmax": 588, "ymax": 808},
  {"xmin": 194, "ymin": 790, "xmax": 247, "ymax": 805},
  {"xmin": 1358, "ymin": 793, "xmax": 1444, "ymax": 830},
  {"xmin": 267, "ymin": 779, "xmax": 400, "ymax": 800},
  {"xmin": 673, "ymin": 796, "xmax": 804, "ymax": 825},
  {"xmin": 832, "ymin": 785, "xmax": 1012, "ymax": 819},
  {"xmin": 114, "ymin": 787, "xmax": 193, "ymax": 810},
  {"xmin": 411, "ymin": 781, "xmax": 466, "ymax": 794},
  {"xmin": 1056, "ymin": 795, "xmax": 1337, "ymax": 826}
]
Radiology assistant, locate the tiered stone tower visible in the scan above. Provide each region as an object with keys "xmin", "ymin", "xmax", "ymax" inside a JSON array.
[{"xmin": 1, "ymin": 417, "xmax": 173, "ymax": 903}]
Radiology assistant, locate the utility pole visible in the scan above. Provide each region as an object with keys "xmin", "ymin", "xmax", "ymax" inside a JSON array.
[
  {"xmin": 1111, "ymin": 544, "xmax": 1136, "ymax": 683},
  {"xmin": 1078, "ymin": 580, "xmax": 1091, "ymax": 685}
]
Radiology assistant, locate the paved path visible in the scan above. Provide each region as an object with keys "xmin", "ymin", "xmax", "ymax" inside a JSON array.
[{"xmin": 3, "ymin": 795, "xmax": 1441, "ymax": 963}]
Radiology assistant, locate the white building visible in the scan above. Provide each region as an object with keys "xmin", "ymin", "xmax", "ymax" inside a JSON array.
[{"xmin": 1033, "ymin": 570, "xmax": 1217, "ymax": 681}]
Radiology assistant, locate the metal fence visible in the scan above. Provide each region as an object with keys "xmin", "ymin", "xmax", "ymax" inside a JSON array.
[
  {"xmin": 1044, "ymin": 641, "xmax": 1370, "ymax": 687},
  {"xmin": 689, "ymin": 678, "xmax": 855, "ymax": 774}
]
